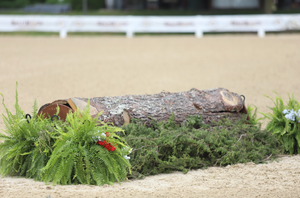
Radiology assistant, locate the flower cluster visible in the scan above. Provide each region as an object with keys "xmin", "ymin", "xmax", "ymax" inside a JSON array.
[
  {"xmin": 95, "ymin": 132, "xmax": 116, "ymax": 152},
  {"xmin": 122, "ymin": 146, "xmax": 132, "ymax": 160},
  {"xmin": 93, "ymin": 132, "xmax": 132, "ymax": 159},
  {"xmin": 97, "ymin": 140, "xmax": 116, "ymax": 152},
  {"xmin": 282, "ymin": 109, "xmax": 300, "ymax": 122}
]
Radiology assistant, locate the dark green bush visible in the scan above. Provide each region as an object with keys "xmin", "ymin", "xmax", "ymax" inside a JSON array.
[{"xmin": 122, "ymin": 112, "xmax": 284, "ymax": 179}]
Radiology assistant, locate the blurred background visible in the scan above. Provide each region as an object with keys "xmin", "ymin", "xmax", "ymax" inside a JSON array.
[
  {"xmin": 0, "ymin": 0, "xmax": 299, "ymax": 15},
  {"xmin": 0, "ymin": 0, "xmax": 299, "ymax": 131}
]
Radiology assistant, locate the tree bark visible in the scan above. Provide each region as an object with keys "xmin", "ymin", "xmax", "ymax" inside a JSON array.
[{"xmin": 65, "ymin": 87, "xmax": 247, "ymax": 127}]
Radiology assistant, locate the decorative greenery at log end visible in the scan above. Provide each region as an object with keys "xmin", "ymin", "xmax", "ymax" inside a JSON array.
[
  {"xmin": 0, "ymin": 83, "xmax": 131, "ymax": 185},
  {"xmin": 121, "ymin": 108, "xmax": 284, "ymax": 179},
  {"xmin": 262, "ymin": 92, "xmax": 300, "ymax": 154}
]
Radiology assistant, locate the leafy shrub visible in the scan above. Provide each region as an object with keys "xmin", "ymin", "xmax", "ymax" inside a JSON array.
[
  {"xmin": 262, "ymin": 92, "xmax": 300, "ymax": 154},
  {"xmin": 0, "ymin": 84, "xmax": 131, "ymax": 185},
  {"xmin": 122, "ymin": 111, "xmax": 284, "ymax": 179},
  {"xmin": 42, "ymin": 106, "xmax": 131, "ymax": 185},
  {"xmin": 0, "ymin": 86, "xmax": 56, "ymax": 180}
]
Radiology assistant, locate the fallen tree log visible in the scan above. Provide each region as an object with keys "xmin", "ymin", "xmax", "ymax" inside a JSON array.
[{"xmin": 38, "ymin": 87, "xmax": 248, "ymax": 126}]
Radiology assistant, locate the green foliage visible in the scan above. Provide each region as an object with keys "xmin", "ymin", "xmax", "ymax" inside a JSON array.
[
  {"xmin": 121, "ymin": 113, "xmax": 284, "ymax": 179},
  {"xmin": 0, "ymin": 84, "xmax": 286, "ymax": 184},
  {"xmin": 0, "ymin": 0, "xmax": 29, "ymax": 9},
  {"xmin": 0, "ymin": 83, "xmax": 131, "ymax": 186},
  {"xmin": 70, "ymin": 0, "xmax": 105, "ymax": 11},
  {"xmin": 42, "ymin": 105, "xmax": 131, "ymax": 185},
  {"xmin": 0, "ymin": 0, "xmax": 105, "ymax": 11},
  {"xmin": 262, "ymin": 92, "xmax": 300, "ymax": 154},
  {"xmin": 0, "ymin": 83, "xmax": 56, "ymax": 180},
  {"xmin": 247, "ymin": 105, "xmax": 260, "ymax": 126}
]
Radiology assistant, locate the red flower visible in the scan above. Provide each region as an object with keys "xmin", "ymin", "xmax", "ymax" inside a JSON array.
[
  {"xmin": 111, "ymin": 146, "xmax": 116, "ymax": 152},
  {"xmin": 96, "ymin": 139, "xmax": 116, "ymax": 152},
  {"xmin": 106, "ymin": 132, "xmax": 110, "ymax": 137}
]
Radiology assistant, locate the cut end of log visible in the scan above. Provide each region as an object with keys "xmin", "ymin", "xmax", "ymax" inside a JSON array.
[
  {"xmin": 37, "ymin": 103, "xmax": 74, "ymax": 121},
  {"xmin": 220, "ymin": 90, "xmax": 239, "ymax": 106},
  {"xmin": 123, "ymin": 109, "xmax": 131, "ymax": 126},
  {"xmin": 69, "ymin": 98, "xmax": 98, "ymax": 116}
]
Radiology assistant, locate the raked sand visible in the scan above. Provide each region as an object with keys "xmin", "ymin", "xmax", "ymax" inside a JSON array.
[{"xmin": 0, "ymin": 34, "xmax": 300, "ymax": 197}]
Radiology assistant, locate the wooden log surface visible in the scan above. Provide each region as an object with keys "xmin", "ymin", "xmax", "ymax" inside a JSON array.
[{"xmin": 59, "ymin": 87, "xmax": 247, "ymax": 127}]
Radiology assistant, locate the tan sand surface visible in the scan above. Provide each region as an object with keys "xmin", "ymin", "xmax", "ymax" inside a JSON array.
[{"xmin": 0, "ymin": 34, "xmax": 300, "ymax": 197}]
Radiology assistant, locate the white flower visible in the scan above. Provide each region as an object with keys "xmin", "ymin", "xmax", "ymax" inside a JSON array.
[
  {"xmin": 123, "ymin": 155, "xmax": 130, "ymax": 160},
  {"xmin": 92, "ymin": 131, "xmax": 107, "ymax": 142},
  {"xmin": 92, "ymin": 136, "xmax": 101, "ymax": 142}
]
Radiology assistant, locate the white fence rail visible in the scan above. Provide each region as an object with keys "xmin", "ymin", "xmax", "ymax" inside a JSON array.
[{"xmin": 0, "ymin": 15, "xmax": 300, "ymax": 38}]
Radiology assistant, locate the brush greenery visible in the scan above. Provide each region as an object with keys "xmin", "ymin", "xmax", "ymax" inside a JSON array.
[
  {"xmin": 262, "ymin": 93, "xmax": 300, "ymax": 154},
  {"xmin": 42, "ymin": 107, "xmax": 131, "ymax": 185},
  {"xmin": 121, "ymin": 106, "xmax": 284, "ymax": 179},
  {"xmin": 0, "ymin": 84, "xmax": 131, "ymax": 185},
  {"xmin": 0, "ymin": 85, "xmax": 285, "ymax": 183},
  {"xmin": 0, "ymin": 88, "xmax": 56, "ymax": 180}
]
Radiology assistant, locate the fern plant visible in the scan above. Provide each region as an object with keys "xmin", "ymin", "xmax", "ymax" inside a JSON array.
[
  {"xmin": 41, "ymin": 103, "xmax": 131, "ymax": 185},
  {"xmin": 0, "ymin": 84, "xmax": 57, "ymax": 180},
  {"xmin": 262, "ymin": 92, "xmax": 300, "ymax": 154},
  {"xmin": 1, "ymin": 83, "xmax": 132, "ymax": 185}
]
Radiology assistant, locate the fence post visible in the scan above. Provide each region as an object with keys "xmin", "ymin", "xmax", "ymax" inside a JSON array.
[
  {"xmin": 126, "ymin": 16, "xmax": 135, "ymax": 38},
  {"xmin": 195, "ymin": 29, "xmax": 203, "ymax": 38},
  {"xmin": 195, "ymin": 15, "xmax": 203, "ymax": 38},
  {"xmin": 58, "ymin": 18, "xmax": 69, "ymax": 39},
  {"xmin": 257, "ymin": 28, "xmax": 265, "ymax": 38},
  {"xmin": 59, "ymin": 29, "xmax": 67, "ymax": 38}
]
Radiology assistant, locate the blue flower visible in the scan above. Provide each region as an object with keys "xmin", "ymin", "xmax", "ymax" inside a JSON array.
[
  {"xmin": 282, "ymin": 109, "xmax": 289, "ymax": 114},
  {"xmin": 283, "ymin": 109, "xmax": 300, "ymax": 122},
  {"xmin": 285, "ymin": 113, "xmax": 295, "ymax": 121}
]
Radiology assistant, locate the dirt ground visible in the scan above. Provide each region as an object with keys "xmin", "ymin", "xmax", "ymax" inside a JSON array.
[{"xmin": 0, "ymin": 34, "xmax": 300, "ymax": 197}]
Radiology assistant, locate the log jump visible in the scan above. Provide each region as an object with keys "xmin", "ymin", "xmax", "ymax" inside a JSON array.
[{"xmin": 37, "ymin": 87, "xmax": 248, "ymax": 126}]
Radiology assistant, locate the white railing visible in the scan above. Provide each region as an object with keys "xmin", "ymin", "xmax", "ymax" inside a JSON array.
[{"xmin": 0, "ymin": 14, "xmax": 299, "ymax": 38}]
